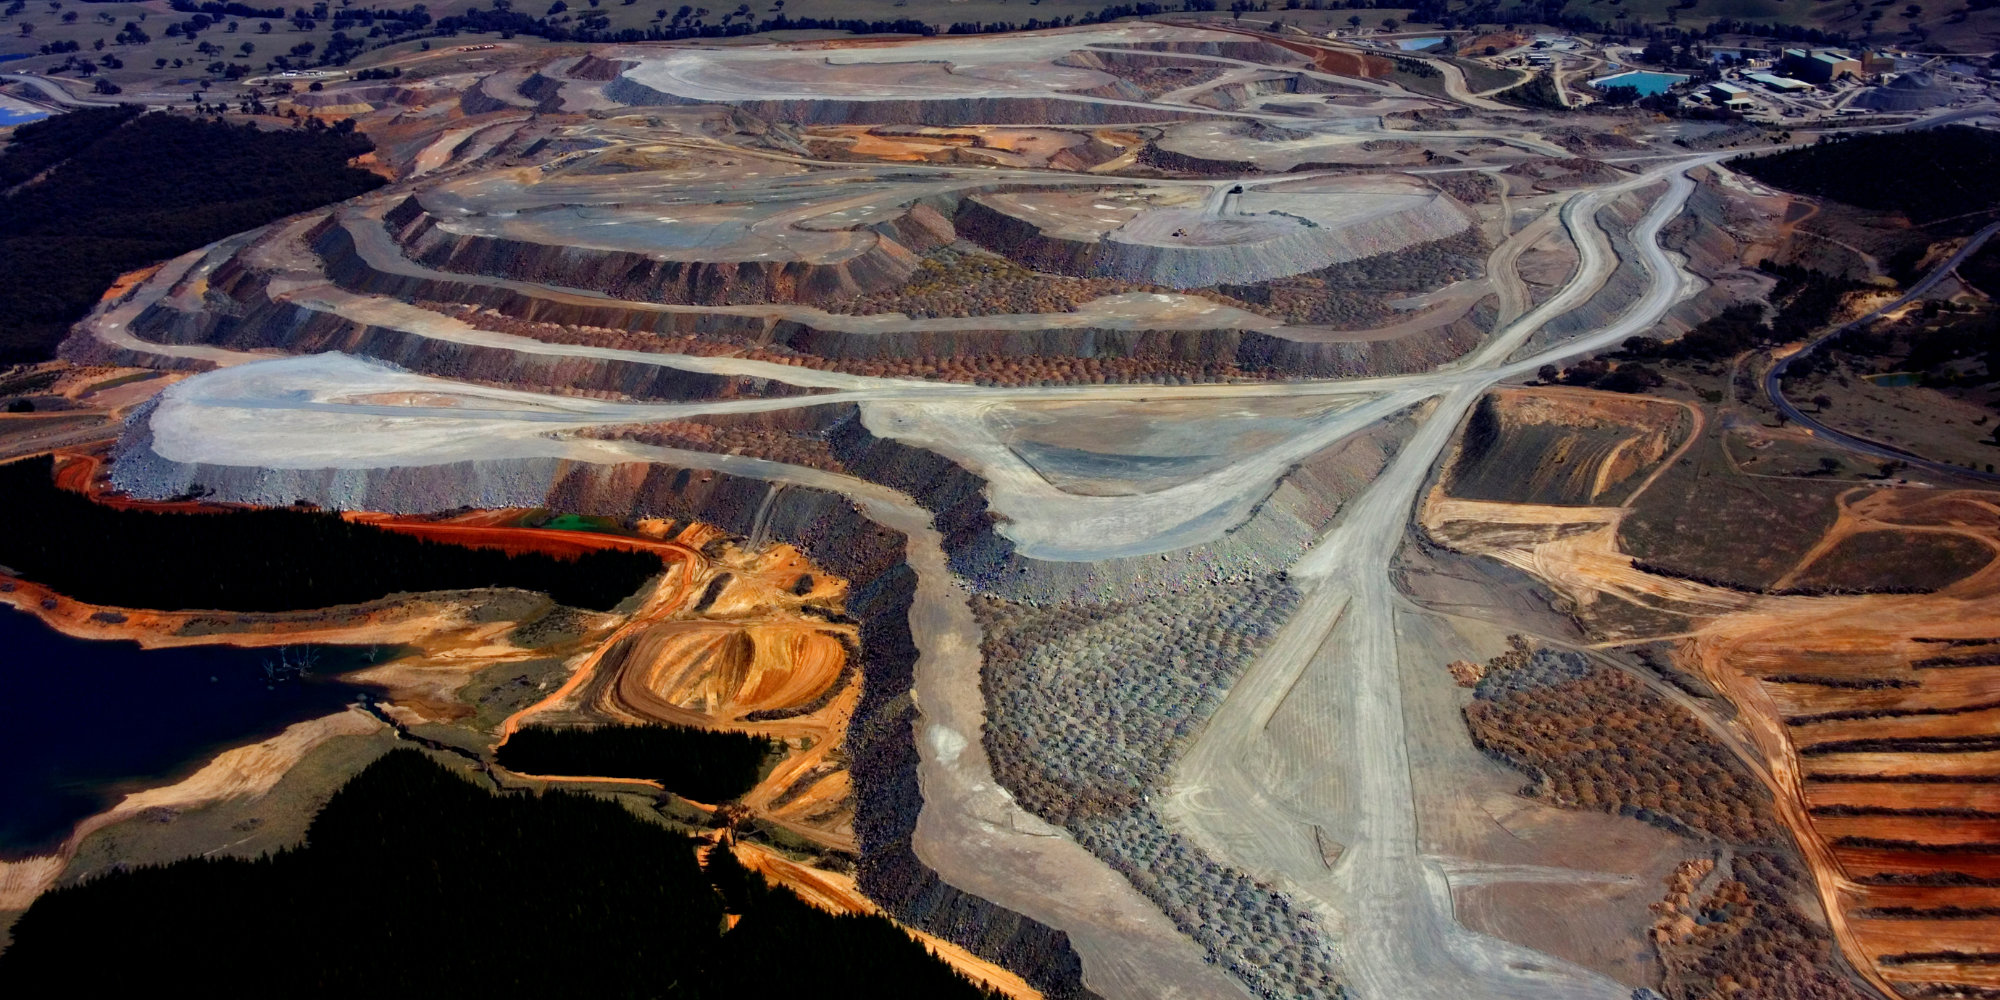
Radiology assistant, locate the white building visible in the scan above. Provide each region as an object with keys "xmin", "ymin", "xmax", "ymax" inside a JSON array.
[{"xmin": 1708, "ymin": 81, "xmax": 1754, "ymax": 109}]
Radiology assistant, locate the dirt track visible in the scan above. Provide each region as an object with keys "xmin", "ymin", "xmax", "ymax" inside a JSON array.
[{"xmin": 1161, "ymin": 159, "xmax": 1710, "ymax": 1000}]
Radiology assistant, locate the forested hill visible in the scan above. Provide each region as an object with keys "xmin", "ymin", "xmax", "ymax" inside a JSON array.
[
  {"xmin": 0, "ymin": 108, "xmax": 384, "ymax": 363},
  {"xmin": 1731, "ymin": 126, "xmax": 2000, "ymax": 225},
  {"xmin": 0, "ymin": 749, "xmax": 998, "ymax": 997}
]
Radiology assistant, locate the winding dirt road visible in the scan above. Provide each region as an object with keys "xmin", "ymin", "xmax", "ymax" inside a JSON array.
[{"xmin": 1163, "ymin": 159, "xmax": 1710, "ymax": 1000}]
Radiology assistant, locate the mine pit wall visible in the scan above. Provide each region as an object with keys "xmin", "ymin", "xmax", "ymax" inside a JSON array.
[
  {"xmin": 599, "ymin": 74, "xmax": 1212, "ymax": 126},
  {"xmin": 1094, "ymin": 39, "xmax": 1308, "ymax": 65},
  {"xmin": 457, "ymin": 68, "xmax": 542, "ymax": 116},
  {"xmin": 316, "ymin": 218, "xmax": 773, "ymax": 340},
  {"xmin": 105, "ymin": 424, "xmax": 1098, "ymax": 1000},
  {"xmin": 954, "ymin": 192, "xmax": 1476, "ymax": 289},
  {"xmin": 1190, "ymin": 72, "xmax": 1350, "ymax": 112},
  {"xmin": 517, "ymin": 72, "xmax": 567, "ymax": 113},
  {"xmin": 1237, "ymin": 304, "xmax": 1493, "ymax": 377},
  {"xmin": 1052, "ymin": 48, "xmax": 1221, "ymax": 76},
  {"xmin": 58, "ymin": 334, "xmax": 219, "ymax": 374},
  {"xmin": 319, "ymin": 206, "xmax": 1494, "ymax": 380},
  {"xmin": 387, "ymin": 208, "xmax": 922, "ymax": 308},
  {"xmin": 113, "ymin": 265, "xmax": 803, "ymax": 405}
]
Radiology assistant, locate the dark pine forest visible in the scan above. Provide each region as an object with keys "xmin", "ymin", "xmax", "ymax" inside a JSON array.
[
  {"xmin": 0, "ymin": 107, "xmax": 385, "ymax": 363},
  {"xmin": 1731, "ymin": 125, "xmax": 2000, "ymax": 225},
  {"xmin": 0, "ymin": 456, "xmax": 662, "ymax": 611},
  {"xmin": 0, "ymin": 749, "xmax": 994, "ymax": 998}
]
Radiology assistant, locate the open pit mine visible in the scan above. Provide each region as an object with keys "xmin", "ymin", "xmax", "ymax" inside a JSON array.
[{"xmin": 5, "ymin": 17, "xmax": 2000, "ymax": 1000}]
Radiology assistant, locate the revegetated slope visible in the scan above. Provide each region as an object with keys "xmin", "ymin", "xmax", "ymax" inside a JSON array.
[{"xmin": 1424, "ymin": 410, "xmax": 2000, "ymax": 1000}]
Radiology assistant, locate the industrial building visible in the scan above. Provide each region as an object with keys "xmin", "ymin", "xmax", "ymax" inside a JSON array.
[
  {"xmin": 1707, "ymin": 81, "xmax": 1755, "ymax": 109},
  {"xmin": 1750, "ymin": 72, "xmax": 1815, "ymax": 93},
  {"xmin": 1781, "ymin": 48, "xmax": 1861, "ymax": 84}
]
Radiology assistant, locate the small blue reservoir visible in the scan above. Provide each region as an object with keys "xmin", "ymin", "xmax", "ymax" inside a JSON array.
[{"xmin": 1591, "ymin": 70, "xmax": 1691, "ymax": 96}]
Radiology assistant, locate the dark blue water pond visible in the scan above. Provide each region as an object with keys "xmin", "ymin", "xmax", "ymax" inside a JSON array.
[{"xmin": 0, "ymin": 605, "xmax": 393, "ymax": 857}]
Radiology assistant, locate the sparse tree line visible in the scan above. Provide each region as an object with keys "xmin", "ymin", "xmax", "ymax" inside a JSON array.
[
  {"xmin": 1467, "ymin": 647, "xmax": 1784, "ymax": 844},
  {"xmin": 973, "ymin": 580, "xmax": 1349, "ymax": 999},
  {"xmin": 1554, "ymin": 262, "xmax": 1869, "ymax": 396},
  {"xmin": 1464, "ymin": 644, "xmax": 1873, "ymax": 1000}
]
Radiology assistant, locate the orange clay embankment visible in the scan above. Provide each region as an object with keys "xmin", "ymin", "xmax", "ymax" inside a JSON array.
[
  {"xmin": 496, "ymin": 535, "xmax": 860, "ymax": 851},
  {"xmin": 98, "ymin": 263, "xmax": 165, "ymax": 303},
  {"xmin": 54, "ymin": 452, "xmax": 716, "ymax": 566},
  {"xmin": 345, "ymin": 508, "xmax": 719, "ymax": 562},
  {"xmin": 53, "ymin": 450, "xmax": 237, "ymax": 515},
  {"xmin": 708, "ymin": 838, "xmax": 1043, "ymax": 1000},
  {"xmin": 1425, "ymin": 478, "xmax": 2000, "ymax": 999}
]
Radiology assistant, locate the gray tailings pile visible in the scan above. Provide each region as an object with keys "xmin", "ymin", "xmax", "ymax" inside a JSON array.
[
  {"xmin": 955, "ymin": 191, "xmax": 1473, "ymax": 289},
  {"xmin": 1849, "ymin": 71, "xmax": 1956, "ymax": 112}
]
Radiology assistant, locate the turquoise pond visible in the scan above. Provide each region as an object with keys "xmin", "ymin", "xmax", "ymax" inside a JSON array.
[
  {"xmin": 1396, "ymin": 37, "xmax": 1445, "ymax": 51},
  {"xmin": 1591, "ymin": 70, "xmax": 1690, "ymax": 96}
]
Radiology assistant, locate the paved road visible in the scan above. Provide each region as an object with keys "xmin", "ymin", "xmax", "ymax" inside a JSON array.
[{"xmin": 1762, "ymin": 217, "xmax": 2000, "ymax": 482}]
